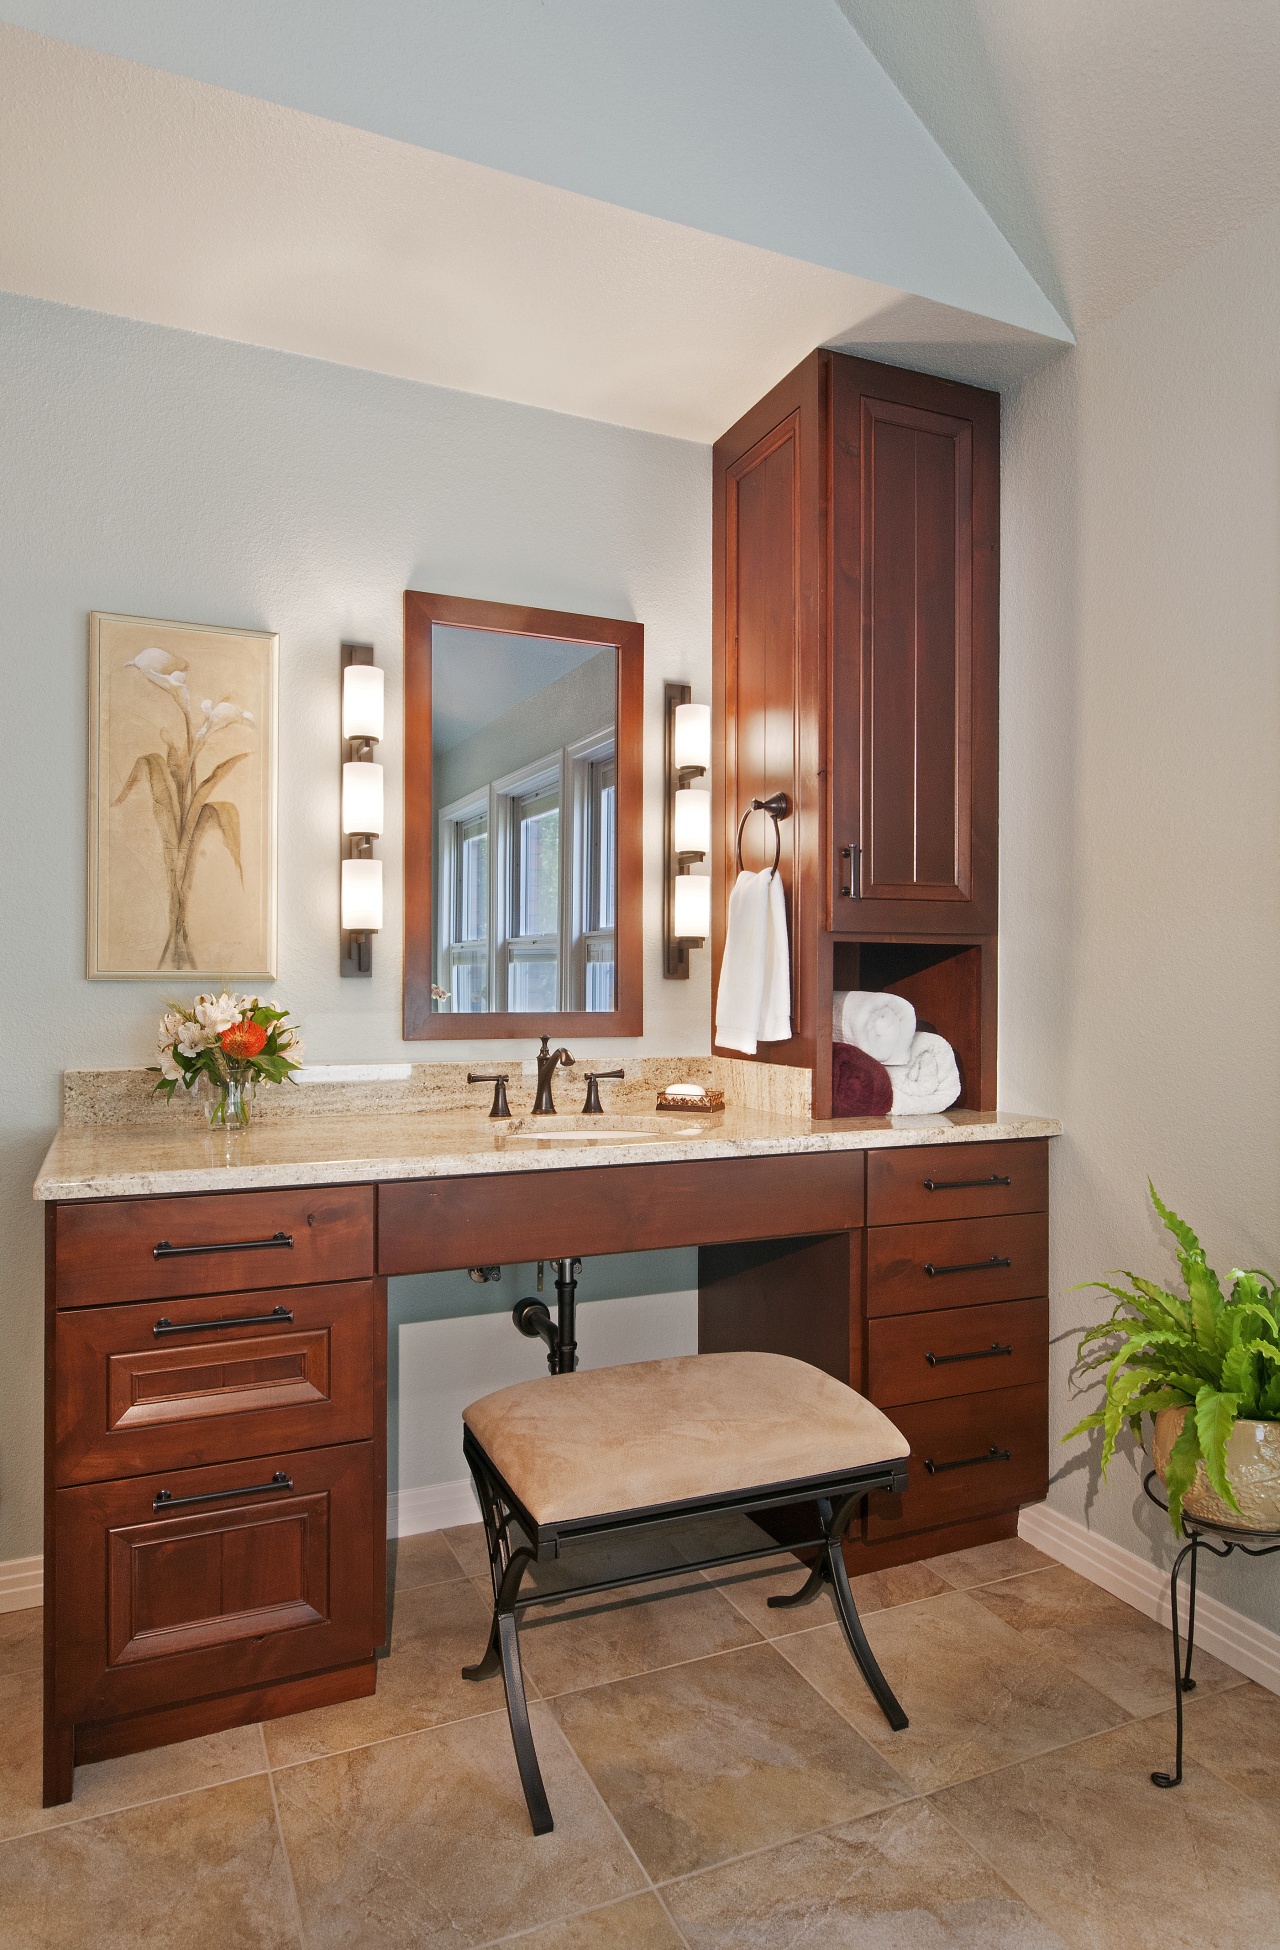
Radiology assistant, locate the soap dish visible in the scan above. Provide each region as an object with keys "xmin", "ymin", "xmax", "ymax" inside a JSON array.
[{"xmin": 656, "ymin": 1088, "xmax": 724, "ymax": 1114}]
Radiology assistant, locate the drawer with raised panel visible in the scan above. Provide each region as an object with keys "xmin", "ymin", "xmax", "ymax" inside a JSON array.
[
  {"xmin": 864, "ymin": 1382, "xmax": 1048, "ymax": 1541},
  {"xmin": 54, "ymin": 1281, "xmax": 377, "ymax": 1485},
  {"xmin": 865, "ymin": 1211, "xmax": 1048, "ymax": 1318},
  {"xmin": 867, "ymin": 1296, "xmax": 1048, "ymax": 1407},
  {"xmin": 53, "ymin": 1186, "xmax": 374, "ymax": 1307},
  {"xmin": 866, "ymin": 1140, "xmax": 1047, "ymax": 1227}
]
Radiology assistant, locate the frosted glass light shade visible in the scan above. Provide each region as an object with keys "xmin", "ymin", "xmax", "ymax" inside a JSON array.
[
  {"xmin": 673, "ymin": 701, "xmax": 711, "ymax": 774},
  {"xmin": 673, "ymin": 872, "xmax": 710, "ymax": 941},
  {"xmin": 673, "ymin": 786, "xmax": 710, "ymax": 858},
  {"xmin": 343, "ymin": 663, "xmax": 384, "ymax": 742},
  {"xmin": 342, "ymin": 760, "xmax": 384, "ymax": 836},
  {"xmin": 341, "ymin": 857, "xmax": 383, "ymax": 932}
]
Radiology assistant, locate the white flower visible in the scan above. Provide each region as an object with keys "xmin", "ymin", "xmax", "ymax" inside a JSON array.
[
  {"xmin": 159, "ymin": 1010, "xmax": 184, "ymax": 1044},
  {"xmin": 194, "ymin": 991, "xmax": 242, "ymax": 1035},
  {"xmin": 158, "ymin": 1048, "xmax": 184, "ymax": 1081},
  {"xmin": 126, "ymin": 647, "xmax": 190, "ymax": 704},
  {"xmin": 196, "ymin": 697, "xmax": 255, "ymax": 742},
  {"xmin": 176, "ymin": 1025, "xmax": 206, "ymax": 1058}
]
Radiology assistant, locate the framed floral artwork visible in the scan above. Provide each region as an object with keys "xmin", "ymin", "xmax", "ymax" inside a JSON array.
[{"xmin": 87, "ymin": 612, "xmax": 279, "ymax": 979}]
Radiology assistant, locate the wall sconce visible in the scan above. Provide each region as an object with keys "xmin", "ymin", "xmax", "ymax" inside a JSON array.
[
  {"xmin": 340, "ymin": 643, "xmax": 384, "ymax": 977},
  {"xmin": 664, "ymin": 682, "xmax": 711, "ymax": 979}
]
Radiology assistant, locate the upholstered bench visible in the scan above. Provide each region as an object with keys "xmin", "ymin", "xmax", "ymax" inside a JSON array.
[{"xmin": 460, "ymin": 1350, "xmax": 911, "ymax": 1833}]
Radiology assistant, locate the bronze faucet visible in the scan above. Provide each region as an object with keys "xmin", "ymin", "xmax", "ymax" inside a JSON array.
[{"xmin": 532, "ymin": 1035, "xmax": 575, "ymax": 1115}]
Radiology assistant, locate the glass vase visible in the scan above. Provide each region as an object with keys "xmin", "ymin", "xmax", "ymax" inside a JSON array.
[{"xmin": 205, "ymin": 1076, "xmax": 252, "ymax": 1129}]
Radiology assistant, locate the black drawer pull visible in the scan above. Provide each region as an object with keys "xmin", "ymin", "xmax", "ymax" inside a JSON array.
[
  {"xmin": 153, "ymin": 1470, "xmax": 293, "ymax": 1512},
  {"xmin": 153, "ymin": 1230, "xmax": 293, "ymax": 1260},
  {"xmin": 924, "ymin": 1255, "xmax": 1012, "ymax": 1277},
  {"xmin": 925, "ymin": 1341, "xmax": 1014, "ymax": 1367},
  {"xmin": 922, "ymin": 1174, "xmax": 1011, "ymax": 1192},
  {"xmin": 924, "ymin": 1446, "xmax": 1012, "ymax": 1476},
  {"xmin": 153, "ymin": 1304, "xmax": 294, "ymax": 1338}
]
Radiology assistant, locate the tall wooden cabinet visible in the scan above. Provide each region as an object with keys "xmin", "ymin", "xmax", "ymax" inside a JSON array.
[{"xmin": 712, "ymin": 351, "xmax": 1000, "ymax": 1115}]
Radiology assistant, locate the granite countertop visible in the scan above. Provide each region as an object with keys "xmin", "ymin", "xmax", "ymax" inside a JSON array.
[{"xmin": 34, "ymin": 1100, "xmax": 1062, "ymax": 1202}]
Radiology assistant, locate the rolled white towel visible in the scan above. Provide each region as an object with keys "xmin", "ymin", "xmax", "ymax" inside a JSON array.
[
  {"xmin": 832, "ymin": 989, "xmax": 916, "ymax": 1066},
  {"xmin": 886, "ymin": 1030, "xmax": 962, "ymax": 1114}
]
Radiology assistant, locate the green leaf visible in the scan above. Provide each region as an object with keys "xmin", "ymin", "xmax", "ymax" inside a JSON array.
[
  {"xmin": 1062, "ymin": 1409, "xmax": 1106, "ymax": 1442},
  {"xmin": 1194, "ymin": 1387, "xmax": 1241, "ymax": 1513},
  {"xmin": 1186, "ymin": 1259, "xmax": 1228, "ymax": 1357},
  {"xmin": 1150, "ymin": 1183, "xmax": 1204, "ymax": 1262},
  {"xmin": 1163, "ymin": 1412, "xmax": 1203, "ymax": 1536}
]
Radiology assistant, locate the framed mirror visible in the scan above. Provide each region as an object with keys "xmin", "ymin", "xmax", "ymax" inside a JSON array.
[{"xmin": 404, "ymin": 591, "xmax": 643, "ymax": 1039}]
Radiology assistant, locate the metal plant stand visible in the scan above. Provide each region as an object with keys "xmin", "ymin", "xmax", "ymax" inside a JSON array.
[{"xmin": 1143, "ymin": 1471, "xmax": 1280, "ymax": 1788}]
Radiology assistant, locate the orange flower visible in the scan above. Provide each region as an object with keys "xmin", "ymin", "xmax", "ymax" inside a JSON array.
[{"xmin": 220, "ymin": 1019, "xmax": 267, "ymax": 1059}]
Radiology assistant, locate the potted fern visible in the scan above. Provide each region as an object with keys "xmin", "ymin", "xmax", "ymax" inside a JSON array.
[{"xmin": 1067, "ymin": 1185, "xmax": 1280, "ymax": 1534}]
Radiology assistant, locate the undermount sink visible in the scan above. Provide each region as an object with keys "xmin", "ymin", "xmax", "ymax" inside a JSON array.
[{"xmin": 502, "ymin": 1115, "xmax": 718, "ymax": 1143}]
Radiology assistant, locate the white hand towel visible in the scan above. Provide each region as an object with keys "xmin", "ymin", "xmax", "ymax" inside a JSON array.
[
  {"xmin": 758, "ymin": 869, "xmax": 792, "ymax": 1044},
  {"xmin": 715, "ymin": 869, "xmax": 771, "ymax": 1054},
  {"xmin": 832, "ymin": 989, "xmax": 916, "ymax": 1066},
  {"xmin": 886, "ymin": 1030, "xmax": 962, "ymax": 1114}
]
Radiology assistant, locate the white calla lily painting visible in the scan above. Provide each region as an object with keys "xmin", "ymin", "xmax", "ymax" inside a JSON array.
[{"xmin": 88, "ymin": 613, "xmax": 278, "ymax": 978}]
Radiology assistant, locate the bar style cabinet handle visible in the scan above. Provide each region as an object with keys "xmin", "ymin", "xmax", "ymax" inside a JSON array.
[
  {"xmin": 153, "ymin": 1304, "xmax": 294, "ymax": 1338},
  {"xmin": 922, "ymin": 1174, "xmax": 1011, "ymax": 1193},
  {"xmin": 925, "ymin": 1341, "xmax": 1014, "ymax": 1367},
  {"xmin": 923, "ymin": 1255, "xmax": 1012, "ymax": 1277},
  {"xmin": 923, "ymin": 1446, "xmax": 1012, "ymax": 1476},
  {"xmin": 153, "ymin": 1470, "xmax": 294, "ymax": 1513},
  {"xmin": 152, "ymin": 1230, "xmax": 294, "ymax": 1260},
  {"xmin": 839, "ymin": 844, "xmax": 861, "ymax": 899}
]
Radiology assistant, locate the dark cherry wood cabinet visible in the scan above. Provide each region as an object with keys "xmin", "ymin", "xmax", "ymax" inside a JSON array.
[{"xmin": 713, "ymin": 350, "xmax": 1000, "ymax": 1115}]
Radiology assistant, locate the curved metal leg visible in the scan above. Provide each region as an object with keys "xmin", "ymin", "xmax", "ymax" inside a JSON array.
[
  {"xmin": 1182, "ymin": 1533, "xmax": 1200, "ymax": 1693},
  {"xmin": 467, "ymin": 1543, "xmax": 553, "ymax": 1833},
  {"xmin": 819, "ymin": 1496, "xmax": 909, "ymax": 1733},
  {"xmin": 1152, "ymin": 1537, "xmax": 1197, "ymax": 1789},
  {"xmin": 767, "ymin": 1556, "xmax": 832, "ymax": 1610}
]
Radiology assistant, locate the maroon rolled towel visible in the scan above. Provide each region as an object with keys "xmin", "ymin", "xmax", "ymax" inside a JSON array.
[{"xmin": 831, "ymin": 1040, "xmax": 893, "ymax": 1117}]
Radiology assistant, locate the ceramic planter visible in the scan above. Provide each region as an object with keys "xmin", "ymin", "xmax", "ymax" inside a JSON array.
[{"xmin": 1153, "ymin": 1406, "xmax": 1280, "ymax": 1530}]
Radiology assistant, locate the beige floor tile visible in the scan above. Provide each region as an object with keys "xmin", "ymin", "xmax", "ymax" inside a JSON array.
[
  {"xmin": 928, "ymin": 1537, "xmax": 1054, "ymax": 1588},
  {"xmin": 0, "ymin": 1665, "xmax": 267, "ymax": 1843},
  {"xmin": 524, "ymin": 1526, "xmax": 697, "ymax": 1598},
  {"xmin": 551, "ymin": 1640, "xmax": 913, "ymax": 1881},
  {"xmin": 499, "ymin": 1891, "xmax": 685, "ymax": 1948},
  {"xmin": 936, "ymin": 1710, "xmax": 1280, "ymax": 1950},
  {"xmin": 968, "ymin": 1564, "xmax": 1243, "ymax": 1717},
  {"xmin": 664, "ymin": 1798, "xmax": 1070, "ymax": 1949},
  {"xmin": 264, "ymin": 1575, "xmax": 513, "ymax": 1766},
  {"xmin": 1179, "ymin": 1681, "xmax": 1280, "ymax": 1802},
  {"xmin": 0, "ymin": 1609, "xmax": 41, "ymax": 1674},
  {"xmin": 444, "ymin": 1521, "xmax": 494, "ymax": 1580},
  {"xmin": 0, "ymin": 1773, "xmax": 299, "ymax": 1950},
  {"xmin": 776, "ymin": 1589, "xmax": 1126, "ymax": 1792},
  {"xmin": 389, "ymin": 1528, "xmax": 472, "ymax": 1591},
  {"xmin": 518, "ymin": 1573, "xmax": 763, "ymax": 1697},
  {"xmin": 274, "ymin": 1704, "xmax": 645, "ymax": 1949},
  {"xmin": 708, "ymin": 1553, "xmax": 950, "ymax": 1639}
]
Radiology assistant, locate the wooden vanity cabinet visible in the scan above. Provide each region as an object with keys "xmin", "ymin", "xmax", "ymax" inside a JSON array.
[
  {"xmin": 43, "ymin": 1189, "xmax": 385, "ymax": 1806},
  {"xmin": 713, "ymin": 349, "xmax": 1000, "ymax": 1114}
]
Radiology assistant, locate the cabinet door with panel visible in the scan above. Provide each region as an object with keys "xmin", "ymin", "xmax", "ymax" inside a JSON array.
[{"xmin": 828, "ymin": 356, "xmax": 999, "ymax": 935}]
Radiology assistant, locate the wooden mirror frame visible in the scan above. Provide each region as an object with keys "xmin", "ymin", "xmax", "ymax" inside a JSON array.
[{"xmin": 403, "ymin": 590, "xmax": 644, "ymax": 1041}]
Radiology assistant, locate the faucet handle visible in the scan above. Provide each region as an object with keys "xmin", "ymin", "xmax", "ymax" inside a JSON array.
[
  {"xmin": 468, "ymin": 1073, "xmax": 511, "ymax": 1119},
  {"xmin": 581, "ymin": 1069, "xmax": 625, "ymax": 1115}
]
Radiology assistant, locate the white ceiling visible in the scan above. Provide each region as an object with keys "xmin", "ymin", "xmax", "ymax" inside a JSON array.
[
  {"xmin": 0, "ymin": 18, "xmax": 1063, "ymax": 438},
  {"xmin": 838, "ymin": 0, "xmax": 1280, "ymax": 335},
  {"xmin": 431, "ymin": 631, "xmax": 610, "ymax": 752}
]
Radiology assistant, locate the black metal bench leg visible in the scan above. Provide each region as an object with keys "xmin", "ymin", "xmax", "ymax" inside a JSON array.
[
  {"xmin": 820, "ymin": 1496, "xmax": 909, "ymax": 1733},
  {"xmin": 767, "ymin": 1556, "xmax": 832, "ymax": 1610},
  {"xmin": 496, "ymin": 1604, "xmax": 554, "ymax": 1835},
  {"xmin": 1152, "ymin": 1537, "xmax": 1197, "ymax": 1789}
]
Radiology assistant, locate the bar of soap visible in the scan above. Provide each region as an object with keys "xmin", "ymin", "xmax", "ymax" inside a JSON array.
[{"xmin": 662, "ymin": 1083, "xmax": 710, "ymax": 1099}]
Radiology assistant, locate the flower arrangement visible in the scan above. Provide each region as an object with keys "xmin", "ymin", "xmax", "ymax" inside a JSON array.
[
  {"xmin": 1067, "ymin": 1184, "xmax": 1280, "ymax": 1533},
  {"xmin": 152, "ymin": 992, "xmax": 303, "ymax": 1126}
]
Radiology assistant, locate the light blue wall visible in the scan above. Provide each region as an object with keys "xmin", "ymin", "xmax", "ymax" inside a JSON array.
[{"xmin": 0, "ymin": 289, "xmax": 712, "ymax": 1560}]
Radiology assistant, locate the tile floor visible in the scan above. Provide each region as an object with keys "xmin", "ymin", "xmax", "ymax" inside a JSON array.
[{"xmin": 2, "ymin": 1526, "xmax": 1278, "ymax": 1947}]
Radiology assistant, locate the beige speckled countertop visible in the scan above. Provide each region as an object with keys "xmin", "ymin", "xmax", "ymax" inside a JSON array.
[{"xmin": 34, "ymin": 1094, "xmax": 1061, "ymax": 1202}]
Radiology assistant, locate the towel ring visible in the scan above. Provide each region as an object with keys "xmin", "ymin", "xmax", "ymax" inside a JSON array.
[{"xmin": 735, "ymin": 793, "xmax": 791, "ymax": 878}]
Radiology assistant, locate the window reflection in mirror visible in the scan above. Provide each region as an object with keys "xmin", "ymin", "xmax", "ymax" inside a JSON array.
[{"xmin": 431, "ymin": 627, "xmax": 618, "ymax": 1014}]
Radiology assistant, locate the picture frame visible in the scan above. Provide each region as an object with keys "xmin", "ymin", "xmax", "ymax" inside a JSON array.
[{"xmin": 87, "ymin": 612, "xmax": 279, "ymax": 980}]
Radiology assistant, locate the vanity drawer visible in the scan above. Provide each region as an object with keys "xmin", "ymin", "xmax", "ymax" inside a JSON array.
[
  {"xmin": 867, "ymin": 1297, "xmax": 1048, "ymax": 1407},
  {"xmin": 866, "ymin": 1140, "xmax": 1047, "ymax": 1226},
  {"xmin": 54, "ymin": 1281, "xmax": 376, "ymax": 1486},
  {"xmin": 865, "ymin": 1212, "xmax": 1048, "ymax": 1318},
  {"xmin": 54, "ymin": 1186, "xmax": 375, "ymax": 1308},
  {"xmin": 864, "ymin": 1383, "xmax": 1048, "ymax": 1541},
  {"xmin": 52, "ymin": 1441, "xmax": 378, "ymax": 1727}
]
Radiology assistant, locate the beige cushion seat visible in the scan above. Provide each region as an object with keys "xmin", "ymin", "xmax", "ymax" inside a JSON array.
[{"xmin": 463, "ymin": 1350, "xmax": 911, "ymax": 1527}]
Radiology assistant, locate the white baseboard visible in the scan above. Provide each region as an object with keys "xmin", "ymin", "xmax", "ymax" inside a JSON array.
[
  {"xmin": 0, "ymin": 1555, "xmax": 43, "ymax": 1614},
  {"xmin": 1019, "ymin": 1502, "xmax": 1280, "ymax": 1696},
  {"xmin": 388, "ymin": 1479, "xmax": 478, "ymax": 1538}
]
